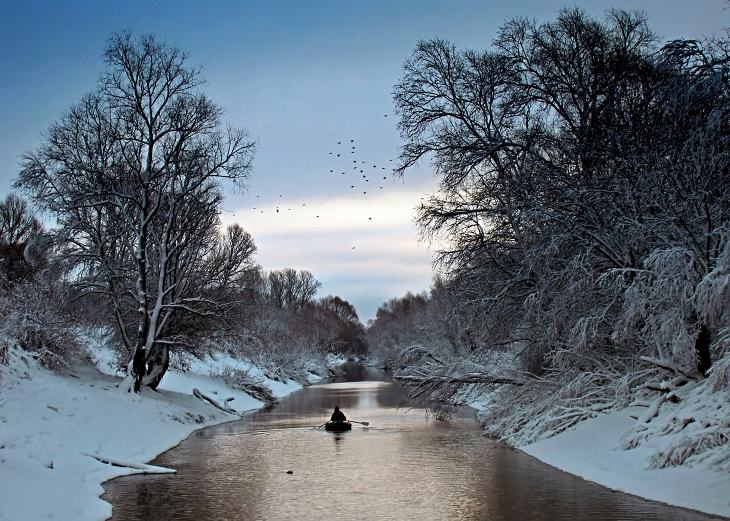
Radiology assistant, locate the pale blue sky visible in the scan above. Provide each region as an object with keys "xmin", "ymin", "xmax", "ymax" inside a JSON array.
[{"xmin": 1, "ymin": 0, "xmax": 727, "ymax": 320}]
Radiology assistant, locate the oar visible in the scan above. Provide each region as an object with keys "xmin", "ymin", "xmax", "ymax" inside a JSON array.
[{"xmin": 316, "ymin": 420, "xmax": 369, "ymax": 428}]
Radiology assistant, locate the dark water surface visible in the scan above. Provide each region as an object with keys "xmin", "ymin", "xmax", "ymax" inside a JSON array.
[{"xmin": 104, "ymin": 364, "xmax": 716, "ymax": 520}]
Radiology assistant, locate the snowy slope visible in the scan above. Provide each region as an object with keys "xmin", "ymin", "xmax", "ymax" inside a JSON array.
[
  {"xmin": 0, "ymin": 345, "xmax": 335, "ymax": 521},
  {"xmin": 518, "ymin": 407, "xmax": 730, "ymax": 518}
]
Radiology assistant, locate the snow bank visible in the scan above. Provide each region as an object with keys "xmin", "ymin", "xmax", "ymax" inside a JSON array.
[
  {"xmin": 0, "ymin": 345, "xmax": 334, "ymax": 521},
  {"xmin": 518, "ymin": 407, "xmax": 730, "ymax": 518}
]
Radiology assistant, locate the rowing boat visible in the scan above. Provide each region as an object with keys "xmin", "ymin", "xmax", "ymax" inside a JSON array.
[{"xmin": 324, "ymin": 421, "xmax": 352, "ymax": 432}]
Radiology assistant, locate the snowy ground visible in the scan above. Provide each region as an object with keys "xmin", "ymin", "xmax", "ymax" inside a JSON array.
[
  {"xmin": 517, "ymin": 408, "xmax": 730, "ymax": 518},
  {"xmin": 0, "ymin": 345, "xmax": 344, "ymax": 521}
]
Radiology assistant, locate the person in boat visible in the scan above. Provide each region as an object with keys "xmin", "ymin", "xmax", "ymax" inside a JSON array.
[{"xmin": 330, "ymin": 406, "xmax": 347, "ymax": 422}]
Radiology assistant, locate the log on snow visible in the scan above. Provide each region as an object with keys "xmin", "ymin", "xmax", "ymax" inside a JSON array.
[
  {"xmin": 82, "ymin": 452, "xmax": 176, "ymax": 474},
  {"xmin": 192, "ymin": 388, "xmax": 238, "ymax": 414},
  {"xmin": 640, "ymin": 356, "xmax": 697, "ymax": 379}
]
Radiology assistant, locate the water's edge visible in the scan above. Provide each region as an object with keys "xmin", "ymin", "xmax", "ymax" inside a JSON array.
[
  {"xmin": 99, "ymin": 375, "xmax": 324, "ymax": 520},
  {"xmin": 103, "ymin": 366, "xmax": 724, "ymax": 520}
]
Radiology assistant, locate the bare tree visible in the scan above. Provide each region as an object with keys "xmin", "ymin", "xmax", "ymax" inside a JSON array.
[
  {"xmin": 0, "ymin": 193, "xmax": 41, "ymax": 246},
  {"xmin": 0, "ymin": 193, "xmax": 44, "ymax": 285},
  {"xmin": 17, "ymin": 32, "xmax": 255, "ymax": 391}
]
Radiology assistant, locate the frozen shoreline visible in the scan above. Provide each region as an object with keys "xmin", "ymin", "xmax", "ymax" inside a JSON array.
[
  {"xmin": 0, "ymin": 345, "xmax": 343, "ymax": 521},
  {"xmin": 511, "ymin": 408, "xmax": 730, "ymax": 518},
  {"xmin": 3, "ymin": 349, "xmax": 728, "ymax": 521}
]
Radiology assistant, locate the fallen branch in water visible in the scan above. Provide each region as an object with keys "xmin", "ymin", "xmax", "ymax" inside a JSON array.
[
  {"xmin": 395, "ymin": 371, "xmax": 528, "ymax": 404},
  {"xmin": 396, "ymin": 372, "xmax": 526, "ymax": 387}
]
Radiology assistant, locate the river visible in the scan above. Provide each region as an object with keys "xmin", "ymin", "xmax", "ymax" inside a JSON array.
[{"xmin": 103, "ymin": 364, "xmax": 716, "ymax": 520}]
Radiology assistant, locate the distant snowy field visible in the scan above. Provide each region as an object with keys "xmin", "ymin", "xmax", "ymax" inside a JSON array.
[{"xmin": 0, "ymin": 344, "xmax": 344, "ymax": 521}]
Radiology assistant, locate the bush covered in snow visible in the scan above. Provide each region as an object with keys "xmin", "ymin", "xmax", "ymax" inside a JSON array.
[{"xmin": 0, "ymin": 278, "xmax": 84, "ymax": 370}]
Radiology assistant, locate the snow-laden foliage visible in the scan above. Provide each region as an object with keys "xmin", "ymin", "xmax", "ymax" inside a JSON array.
[
  {"xmin": 373, "ymin": 9, "xmax": 730, "ymax": 470},
  {"xmin": 696, "ymin": 231, "xmax": 730, "ymax": 334},
  {"xmin": 611, "ymin": 247, "xmax": 702, "ymax": 371},
  {"xmin": 208, "ymin": 364, "xmax": 277, "ymax": 405},
  {"xmin": 0, "ymin": 277, "xmax": 84, "ymax": 369}
]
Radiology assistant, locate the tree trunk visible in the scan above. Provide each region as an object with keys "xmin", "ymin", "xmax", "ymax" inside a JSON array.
[
  {"xmin": 132, "ymin": 347, "xmax": 146, "ymax": 393},
  {"xmin": 695, "ymin": 324, "xmax": 712, "ymax": 376},
  {"xmin": 143, "ymin": 343, "xmax": 170, "ymax": 390}
]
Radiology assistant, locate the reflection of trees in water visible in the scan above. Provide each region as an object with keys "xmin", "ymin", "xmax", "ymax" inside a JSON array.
[{"xmin": 375, "ymin": 381, "xmax": 409, "ymax": 409}]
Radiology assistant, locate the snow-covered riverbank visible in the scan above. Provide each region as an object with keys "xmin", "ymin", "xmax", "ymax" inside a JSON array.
[
  {"xmin": 464, "ymin": 380, "xmax": 730, "ymax": 520},
  {"xmin": 518, "ymin": 408, "xmax": 730, "ymax": 518},
  {"xmin": 0, "ymin": 345, "xmax": 343, "ymax": 521}
]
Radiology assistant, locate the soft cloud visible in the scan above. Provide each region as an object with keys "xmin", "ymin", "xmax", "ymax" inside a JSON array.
[{"xmin": 222, "ymin": 185, "xmax": 438, "ymax": 321}]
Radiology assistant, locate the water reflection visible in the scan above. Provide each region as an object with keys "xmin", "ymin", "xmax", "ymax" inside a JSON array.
[{"xmin": 103, "ymin": 364, "xmax": 715, "ymax": 521}]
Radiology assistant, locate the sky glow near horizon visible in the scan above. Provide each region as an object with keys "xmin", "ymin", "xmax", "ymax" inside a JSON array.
[
  {"xmin": 1, "ymin": 0, "xmax": 726, "ymax": 320},
  {"xmin": 220, "ymin": 181, "xmax": 442, "ymax": 320}
]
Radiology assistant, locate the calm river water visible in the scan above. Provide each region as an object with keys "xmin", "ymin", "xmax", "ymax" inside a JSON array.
[{"xmin": 103, "ymin": 364, "xmax": 716, "ymax": 520}]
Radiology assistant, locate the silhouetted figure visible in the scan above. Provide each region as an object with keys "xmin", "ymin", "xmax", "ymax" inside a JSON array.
[{"xmin": 331, "ymin": 406, "xmax": 346, "ymax": 422}]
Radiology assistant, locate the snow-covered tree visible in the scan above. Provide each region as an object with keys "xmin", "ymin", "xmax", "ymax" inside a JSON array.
[
  {"xmin": 382, "ymin": 8, "xmax": 730, "ymax": 451},
  {"xmin": 17, "ymin": 32, "xmax": 255, "ymax": 391}
]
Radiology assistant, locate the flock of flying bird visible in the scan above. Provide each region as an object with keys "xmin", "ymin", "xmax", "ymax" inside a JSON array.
[{"xmin": 245, "ymin": 127, "xmax": 402, "ymax": 250}]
